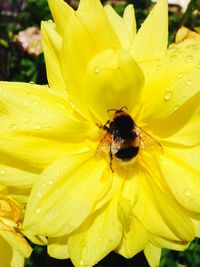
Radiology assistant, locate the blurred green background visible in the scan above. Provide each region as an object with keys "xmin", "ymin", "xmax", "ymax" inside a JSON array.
[{"xmin": 0, "ymin": 0, "xmax": 200, "ymax": 266}]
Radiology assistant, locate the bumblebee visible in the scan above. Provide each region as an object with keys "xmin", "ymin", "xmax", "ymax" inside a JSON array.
[{"xmin": 96, "ymin": 107, "xmax": 161, "ymax": 171}]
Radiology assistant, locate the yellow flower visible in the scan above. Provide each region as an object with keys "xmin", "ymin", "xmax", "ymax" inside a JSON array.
[
  {"xmin": 175, "ymin": 26, "xmax": 200, "ymax": 44},
  {"xmin": 0, "ymin": 185, "xmax": 32, "ymax": 267},
  {"xmin": 0, "ymin": 0, "xmax": 200, "ymax": 266}
]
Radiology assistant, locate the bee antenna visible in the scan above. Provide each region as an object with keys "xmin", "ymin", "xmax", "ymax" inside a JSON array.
[
  {"xmin": 120, "ymin": 106, "xmax": 128, "ymax": 111},
  {"xmin": 107, "ymin": 106, "xmax": 128, "ymax": 113}
]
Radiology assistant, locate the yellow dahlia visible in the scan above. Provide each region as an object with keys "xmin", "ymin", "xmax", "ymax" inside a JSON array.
[
  {"xmin": 0, "ymin": 0, "xmax": 200, "ymax": 266},
  {"xmin": 0, "ymin": 185, "xmax": 32, "ymax": 267}
]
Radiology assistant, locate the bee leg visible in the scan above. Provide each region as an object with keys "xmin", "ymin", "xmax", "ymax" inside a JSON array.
[
  {"xmin": 96, "ymin": 120, "xmax": 110, "ymax": 131},
  {"xmin": 109, "ymin": 149, "xmax": 114, "ymax": 173}
]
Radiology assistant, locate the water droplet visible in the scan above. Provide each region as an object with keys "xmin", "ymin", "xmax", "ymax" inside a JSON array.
[
  {"xmin": 94, "ymin": 67, "xmax": 100, "ymax": 74},
  {"xmin": 29, "ymin": 81, "xmax": 35, "ymax": 84},
  {"xmin": 79, "ymin": 260, "xmax": 84, "ymax": 266},
  {"xmin": 99, "ymin": 237, "xmax": 103, "ymax": 242},
  {"xmin": 37, "ymin": 191, "xmax": 43, "ymax": 198},
  {"xmin": 186, "ymin": 80, "xmax": 192, "ymax": 86},
  {"xmin": 186, "ymin": 55, "xmax": 193, "ymax": 63},
  {"xmin": 177, "ymin": 72, "xmax": 183, "ymax": 79},
  {"xmin": 10, "ymin": 124, "xmax": 18, "ymax": 131},
  {"xmin": 70, "ymin": 102, "xmax": 76, "ymax": 109},
  {"xmin": 184, "ymin": 189, "xmax": 191, "ymax": 197},
  {"xmin": 169, "ymin": 54, "xmax": 177, "ymax": 61},
  {"xmin": 164, "ymin": 90, "xmax": 173, "ymax": 101},
  {"xmin": 36, "ymin": 207, "xmax": 41, "ymax": 214},
  {"xmin": 34, "ymin": 123, "xmax": 41, "ymax": 130},
  {"xmin": 0, "ymin": 170, "xmax": 6, "ymax": 175},
  {"xmin": 112, "ymin": 43, "xmax": 117, "ymax": 49},
  {"xmin": 173, "ymin": 105, "xmax": 178, "ymax": 112},
  {"xmin": 34, "ymin": 101, "xmax": 39, "ymax": 105},
  {"xmin": 45, "ymin": 123, "xmax": 50, "ymax": 128},
  {"xmin": 48, "ymin": 180, "xmax": 54, "ymax": 185},
  {"xmin": 197, "ymin": 63, "xmax": 200, "ymax": 69}
]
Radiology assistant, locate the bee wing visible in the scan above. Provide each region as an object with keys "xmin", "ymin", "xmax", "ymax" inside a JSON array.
[
  {"xmin": 135, "ymin": 125, "xmax": 163, "ymax": 153},
  {"xmin": 96, "ymin": 132, "xmax": 112, "ymax": 155}
]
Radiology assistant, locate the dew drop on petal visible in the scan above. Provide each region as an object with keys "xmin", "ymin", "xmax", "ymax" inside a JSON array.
[
  {"xmin": 80, "ymin": 260, "xmax": 85, "ymax": 266},
  {"xmin": 0, "ymin": 170, "xmax": 6, "ymax": 175},
  {"xmin": 45, "ymin": 123, "xmax": 50, "ymax": 128},
  {"xmin": 36, "ymin": 207, "xmax": 41, "ymax": 214},
  {"xmin": 169, "ymin": 54, "xmax": 177, "ymax": 62},
  {"xmin": 186, "ymin": 80, "xmax": 192, "ymax": 86},
  {"xmin": 164, "ymin": 90, "xmax": 173, "ymax": 101},
  {"xmin": 197, "ymin": 63, "xmax": 200, "ymax": 69},
  {"xmin": 186, "ymin": 55, "xmax": 193, "ymax": 63},
  {"xmin": 34, "ymin": 123, "xmax": 41, "ymax": 130},
  {"xmin": 48, "ymin": 180, "xmax": 54, "ymax": 185},
  {"xmin": 10, "ymin": 124, "xmax": 18, "ymax": 131},
  {"xmin": 173, "ymin": 105, "xmax": 178, "ymax": 112},
  {"xmin": 94, "ymin": 66, "xmax": 100, "ymax": 74},
  {"xmin": 177, "ymin": 72, "xmax": 183, "ymax": 79},
  {"xmin": 37, "ymin": 191, "xmax": 43, "ymax": 198},
  {"xmin": 184, "ymin": 189, "xmax": 191, "ymax": 197}
]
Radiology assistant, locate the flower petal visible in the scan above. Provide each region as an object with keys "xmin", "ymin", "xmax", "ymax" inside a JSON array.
[
  {"xmin": 60, "ymin": 0, "xmax": 120, "ymax": 118},
  {"xmin": 104, "ymin": 5, "xmax": 132, "ymax": 50},
  {"xmin": 158, "ymin": 146, "xmax": 200, "ymax": 214},
  {"xmin": 0, "ymin": 133, "xmax": 88, "ymax": 170},
  {"xmin": 85, "ymin": 49, "xmax": 144, "ymax": 122},
  {"xmin": 0, "ymin": 161, "xmax": 38, "ymax": 189},
  {"xmin": 0, "ymin": 82, "xmax": 93, "ymax": 168},
  {"xmin": 131, "ymin": 0, "xmax": 168, "ymax": 61},
  {"xmin": 77, "ymin": 0, "xmax": 118, "ymax": 50},
  {"xmin": 123, "ymin": 5, "xmax": 136, "ymax": 44},
  {"xmin": 138, "ymin": 40, "xmax": 200, "ymax": 124},
  {"xmin": 68, "ymin": 197, "xmax": 122, "ymax": 267},
  {"xmin": 144, "ymin": 242, "xmax": 161, "ymax": 267},
  {"xmin": 133, "ymin": 168, "xmax": 195, "ymax": 242},
  {"xmin": 0, "ymin": 82, "xmax": 92, "ymax": 139},
  {"xmin": 47, "ymin": 0, "xmax": 73, "ymax": 35},
  {"xmin": 151, "ymin": 235, "xmax": 189, "ymax": 251},
  {"xmin": 0, "ymin": 235, "xmax": 12, "ymax": 267},
  {"xmin": 116, "ymin": 217, "xmax": 148, "ymax": 258},
  {"xmin": 48, "ymin": 237, "xmax": 69, "ymax": 259},
  {"xmin": 192, "ymin": 219, "xmax": 200, "ymax": 238},
  {"xmin": 41, "ymin": 21, "xmax": 66, "ymax": 91},
  {"xmin": 11, "ymin": 250, "xmax": 25, "ymax": 267},
  {"xmin": 0, "ymin": 229, "xmax": 32, "ymax": 258},
  {"xmin": 24, "ymin": 152, "xmax": 114, "ymax": 237},
  {"xmin": 147, "ymin": 92, "xmax": 200, "ymax": 146}
]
